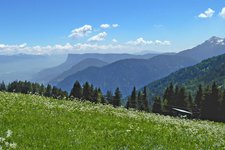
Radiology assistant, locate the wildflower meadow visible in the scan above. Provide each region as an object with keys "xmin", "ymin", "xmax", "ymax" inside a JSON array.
[{"xmin": 0, "ymin": 92, "xmax": 224, "ymax": 149}]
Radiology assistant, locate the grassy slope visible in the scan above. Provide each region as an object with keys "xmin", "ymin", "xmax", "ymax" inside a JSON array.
[{"xmin": 0, "ymin": 92, "xmax": 225, "ymax": 149}]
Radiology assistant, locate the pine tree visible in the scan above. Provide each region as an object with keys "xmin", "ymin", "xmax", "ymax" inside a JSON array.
[
  {"xmin": 163, "ymin": 83, "xmax": 174, "ymax": 106},
  {"xmin": 40, "ymin": 84, "xmax": 45, "ymax": 96},
  {"xmin": 201, "ymin": 86, "xmax": 211, "ymax": 120},
  {"xmin": 97, "ymin": 88, "xmax": 105, "ymax": 104},
  {"xmin": 142, "ymin": 86, "xmax": 149, "ymax": 112},
  {"xmin": 89, "ymin": 84, "xmax": 94, "ymax": 101},
  {"xmin": 152, "ymin": 96, "xmax": 162, "ymax": 113},
  {"xmin": 195, "ymin": 84, "xmax": 203, "ymax": 111},
  {"xmin": 82, "ymin": 82, "xmax": 91, "ymax": 101},
  {"xmin": 137, "ymin": 91, "xmax": 144, "ymax": 111},
  {"xmin": 201, "ymin": 82, "xmax": 220, "ymax": 121},
  {"xmin": 193, "ymin": 84, "xmax": 203, "ymax": 118},
  {"xmin": 163, "ymin": 83, "xmax": 174, "ymax": 113},
  {"xmin": 129, "ymin": 87, "xmax": 137, "ymax": 109},
  {"xmin": 210, "ymin": 82, "xmax": 220, "ymax": 121},
  {"xmin": 44, "ymin": 84, "xmax": 52, "ymax": 97},
  {"xmin": 113, "ymin": 87, "xmax": 121, "ymax": 107},
  {"xmin": 174, "ymin": 85, "xmax": 179, "ymax": 106},
  {"xmin": 92, "ymin": 88, "xmax": 99, "ymax": 103},
  {"xmin": 176, "ymin": 87, "xmax": 187, "ymax": 108},
  {"xmin": 70, "ymin": 81, "xmax": 82, "ymax": 99},
  {"xmin": 187, "ymin": 93, "xmax": 193, "ymax": 111},
  {"xmin": 52, "ymin": 86, "xmax": 59, "ymax": 99},
  {"xmin": 0, "ymin": 81, "xmax": 6, "ymax": 91}
]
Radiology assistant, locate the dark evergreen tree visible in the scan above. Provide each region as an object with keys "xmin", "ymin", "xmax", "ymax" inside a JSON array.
[
  {"xmin": 201, "ymin": 82, "xmax": 220, "ymax": 121},
  {"xmin": 210, "ymin": 82, "xmax": 220, "ymax": 121},
  {"xmin": 163, "ymin": 83, "xmax": 174, "ymax": 113},
  {"xmin": 52, "ymin": 86, "xmax": 59, "ymax": 99},
  {"xmin": 187, "ymin": 93, "xmax": 193, "ymax": 111},
  {"xmin": 142, "ymin": 86, "xmax": 149, "ymax": 112},
  {"xmin": 174, "ymin": 85, "xmax": 179, "ymax": 106},
  {"xmin": 137, "ymin": 91, "xmax": 144, "ymax": 111},
  {"xmin": 129, "ymin": 87, "xmax": 137, "ymax": 109},
  {"xmin": 195, "ymin": 84, "xmax": 203, "ymax": 110},
  {"xmin": 70, "ymin": 81, "xmax": 82, "ymax": 99},
  {"xmin": 44, "ymin": 84, "xmax": 52, "ymax": 97},
  {"xmin": 201, "ymin": 86, "xmax": 212, "ymax": 120},
  {"xmin": 113, "ymin": 87, "xmax": 121, "ymax": 107},
  {"xmin": 92, "ymin": 88, "xmax": 99, "ymax": 103},
  {"xmin": 0, "ymin": 81, "xmax": 6, "ymax": 91},
  {"xmin": 176, "ymin": 87, "xmax": 187, "ymax": 108},
  {"xmin": 97, "ymin": 88, "xmax": 105, "ymax": 104},
  {"xmin": 89, "ymin": 84, "xmax": 95, "ymax": 101},
  {"xmin": 82, "ymin": 82, "xmax": 91, "ymax": 101},
  {"xmin": 163, "ymin": 83, "xmax": 174, "ymax": 106},
  {"xmin": 39, "ymin": 84, "xmax": 45, "ymax": 96}
]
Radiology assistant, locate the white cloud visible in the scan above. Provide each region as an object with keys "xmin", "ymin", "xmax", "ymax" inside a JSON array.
[
  {"xmin": 19, "ymin": 43, "xmax": 27, "ymax": 48},
  {"xmin": 88, "ymin": 32, "xmax": 107, "ymax": 42},
  {"xmin": 198, "ymin": 8, "xmax": 215, "ymax": 18},
  {"xmin": 219, "ymin": 7, "xmax": 225, "ymax": 18},
  {"xmin": 127, "ymin": 38, "xmax": 153, "ymax": 45},
  {"xmin": 0, "ymin": 37, "xmax": 172, "ymax": 55},
  {"xmin": 100, "ymin": 24, "xmax": 110, "ymax": 29},
  {"xmin": 127, "ymin": 38, "xmax": 171, "ymax": 46},
  {"xmin": 0, "ymin": 43, "xmax": 74, "ymax": 55},
  {"xmin": 112, "ymin": 39, "xmax": 118, "ymax": 43},
  {"xmin": 69, "ymin": 25, "xmax": 93, "ymax": 38},
  {"xmin": 112, "ymin": 24, "xmax": 119, "ymax": 28},
  {"xmin": 155, "ymin": 40, "xmax": 171, "ymax": 45}
]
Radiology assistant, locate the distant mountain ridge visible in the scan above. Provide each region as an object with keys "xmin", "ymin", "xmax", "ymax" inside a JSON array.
[
  {"xmin": 56, "ymin": 36, "xmax": 225, "ymax": 96},
  {"xmin": 178, "ymin": 36, "xmax": 225, "ymax": 62},
  {"xmin": 57, "ymin": 55, "xmax": 196, "ymax": 96},
  {"xmin": 32, "ymin": 53, "xmax": 159, "ymax": 84},
  {"xmin": 49, "ymin": 58, "xmax": 108, "ymax": 85}
]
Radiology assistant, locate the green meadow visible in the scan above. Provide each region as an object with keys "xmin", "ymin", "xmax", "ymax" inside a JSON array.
[{"xmin": 0, "ymin": 92, "xmax": 225, "ymax": 149}]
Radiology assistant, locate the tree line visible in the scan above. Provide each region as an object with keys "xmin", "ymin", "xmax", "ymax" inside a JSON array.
[
  {"xmin": 126, "ymin": 87, "xmax": 149, "ymax": 112},
  {"xmin": 0, "ymin": 80, "xmax": 123, "ymax": 107},
  {"xmin": 1, "ymin": 80, "xmax": 224, "ymax": 122},
  {"xmin": 0, "ymin": 81, "xmax": 68, "ymax": 99},
  {"xmin": 70, "ymin": 81, "xmax": 122, "ymax": 107},
  {"xmin": 152, "ymin": 82, "xmax": 225, "ymax": 122}
]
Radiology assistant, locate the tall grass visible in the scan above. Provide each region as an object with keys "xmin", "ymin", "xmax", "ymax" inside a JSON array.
[{"xmin": 0, "ymin": 92, "xmax": 224, "ymax": 149}]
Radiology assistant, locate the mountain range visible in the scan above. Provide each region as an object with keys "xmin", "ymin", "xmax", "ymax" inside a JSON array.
[
  {"xmin": 32, "ymin": 53, "xmax": 158, "ymax": 84},
  {"xmin": 57, "ymin": 55, "xmax": 196, "ymax": 96},
  {"xmin": 56, "ymin": 36, "xmax": 225, "ymax": 96},
  {"xmin": 49, "ymin": 58, "xmax": 108, "ymax": 85}
]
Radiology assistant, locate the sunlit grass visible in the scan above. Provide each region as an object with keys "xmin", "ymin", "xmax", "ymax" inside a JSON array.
[{"xmin": 0, "ymin": 92, "xmax": 224, "ymax": 149}]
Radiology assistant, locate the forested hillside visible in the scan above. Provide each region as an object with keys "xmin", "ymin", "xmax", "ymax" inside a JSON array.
[{"xmin": 144, "ymin": 53, "xmax": 225, "ymax": 100}]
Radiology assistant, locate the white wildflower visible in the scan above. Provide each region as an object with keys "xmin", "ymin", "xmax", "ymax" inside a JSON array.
[
  {"xmin": 5, "ymin": 141, "xmax": 9, "ymax": 147},
  {"xmin": 9, "ymin": 142, "xmax": 17, "ymax": 149},
  {"xmin": 0, "ymin": 137, "xmax": 5, "ymax": 142},
  {"xmin": 6, "ymin": 130, "xmax": 13, "ymax": 138}
]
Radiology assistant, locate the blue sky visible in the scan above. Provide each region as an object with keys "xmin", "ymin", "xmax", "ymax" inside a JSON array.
[{"xmin": 0, "ymin": 0, "xmax": 225, "ymax": 54}]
